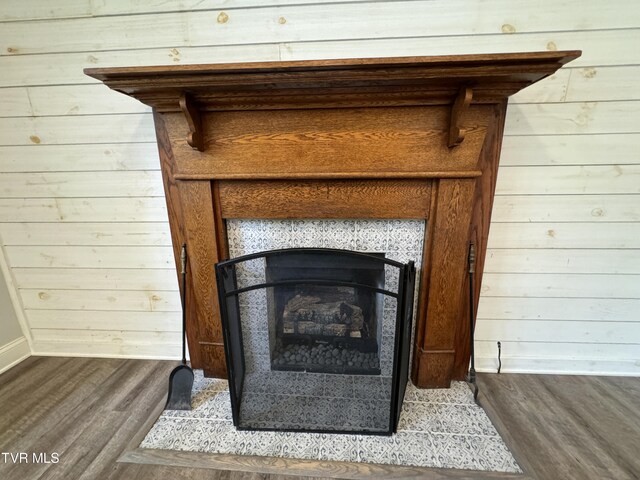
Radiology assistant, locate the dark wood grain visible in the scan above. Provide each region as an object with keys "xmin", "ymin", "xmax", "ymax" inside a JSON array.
[
  {"xmin": 218, "ymin": 180, "xmax": 432, "ymax": 219},
  {"xmin": 453, "ymin": 101, "xmax": 508, "ymax": 380},
  {"xmin": 153, "ymin": 110, "xmax": 203, "ymax": 369},
  {"xmin": 166, "ymin": 107, "xmax": 488, "ymax": 179},
  {"xmin": 448, "ymin": 87, "xmax": 473, "ymax": 147},
  {"xmin": 414, "ymin": 179, "xmax": 476, "ymax": 387},
  {"xmin": 88, "ymin": 53, "xmax": 580, "ymax": 386},
  {"xmin": 178, "ymin": 180, "xmax": 227, "ymax": 378}
]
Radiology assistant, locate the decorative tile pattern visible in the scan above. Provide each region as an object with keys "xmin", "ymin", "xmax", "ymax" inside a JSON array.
[{"xmin": 141, "ymin": 371, "xmax": 521, "ymax": 473}]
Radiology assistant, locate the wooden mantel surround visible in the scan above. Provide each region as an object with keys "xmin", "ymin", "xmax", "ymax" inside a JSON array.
[{"xmin": 86, "ymin": 51, "xmax": 580, "ymax": 388}]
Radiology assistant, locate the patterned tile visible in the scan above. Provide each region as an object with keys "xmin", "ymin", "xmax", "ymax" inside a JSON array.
[
  {"xmin": 355, "ymin": 219, "xmax": 389, "ymax": 251},
  {"xmin": 322, "ymin": 219, "xmax": 357, "ymax": 249},
  {"xmin": 399, "ymin": 402, "xmax": 498, "ymax": 436},
  {"xmin": 144, "ymin": 374, "xmax": 521, "ymax": 473},
  {"xmin": 404, "ymin": 380, "xmax": 477, "ymax": 405},
  {"xmin": 388, "ymin": 220, "xmax": 426, "ymax": 252},
  {"xmin": 430, "ymin": 432, "xmax": 521, "ymax": 472},
  {"xmin": 274, "ymin": 432, "xmax": 360, "ymax": 462},
  {"xmin": 262, "ymin": 220, "xmax": 294, "ymax": 250}
]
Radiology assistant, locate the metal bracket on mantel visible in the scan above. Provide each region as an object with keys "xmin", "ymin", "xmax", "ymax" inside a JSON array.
[
  {"xmin": 448, "ymin": 87, "xmax": 473, "ymax": 148},
  {"xmin": 179, "ymin": 92, "xmax": 204, "ymax": 152}
]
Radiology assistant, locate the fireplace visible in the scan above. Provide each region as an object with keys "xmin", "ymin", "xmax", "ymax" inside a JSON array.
[
  {"xmin": 216, "ymin": 248, "xmax": 415, "ymax": 434},
  {"xmin": 85, "ymin": 51, "xmax": 580, "ymax": 388}
]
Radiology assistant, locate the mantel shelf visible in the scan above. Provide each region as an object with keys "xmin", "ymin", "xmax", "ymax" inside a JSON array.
[{"xmin": 85, "ymin": 51, "xmax": 580, "ymax": 112}]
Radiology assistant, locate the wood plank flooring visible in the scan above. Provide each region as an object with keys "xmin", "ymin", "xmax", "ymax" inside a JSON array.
[{"xmin": 0, "ymin": 357, "xmax": 638, "ymax": 480}]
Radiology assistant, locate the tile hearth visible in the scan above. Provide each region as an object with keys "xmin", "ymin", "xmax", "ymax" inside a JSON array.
[{"xmin": 142, "ymin": 370, "xmax": 521, "ymax": 473}]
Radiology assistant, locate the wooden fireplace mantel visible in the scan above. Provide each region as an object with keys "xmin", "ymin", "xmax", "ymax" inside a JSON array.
[{"xmin": 86, "ymin": 51, "xmax": 580, "ymax": 388}]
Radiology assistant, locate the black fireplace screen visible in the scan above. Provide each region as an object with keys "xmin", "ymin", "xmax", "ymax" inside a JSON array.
[{"xmin": 215, "ymin": 248, "xmax": 415, "ymax": 435}]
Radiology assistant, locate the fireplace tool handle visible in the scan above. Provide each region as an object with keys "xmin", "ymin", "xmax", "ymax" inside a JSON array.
[
  {"xmin": 467, "ymin": 243, "xmax": 479, "ymax": 402},
  {"xmin": 180, "ymin": 244, "xmax": 187, "ymax": 365}
]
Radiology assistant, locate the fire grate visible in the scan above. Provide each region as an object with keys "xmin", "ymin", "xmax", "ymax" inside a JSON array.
[{"xmin": 215, "ymin": 248, "xmax": 415, "ymax": 435}]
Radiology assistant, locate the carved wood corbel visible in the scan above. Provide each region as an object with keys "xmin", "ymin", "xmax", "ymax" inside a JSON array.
[
  {"xmin": 179, "ymin": 92, "xmax": 204, "ymax": 152},
  {"xmin": 448, "ymin": 87, "xmax": 473, "ymax": 148}
]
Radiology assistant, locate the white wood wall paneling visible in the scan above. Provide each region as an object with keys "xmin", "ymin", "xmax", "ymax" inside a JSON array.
[
  {"xmin": 279, "ymin": 30, "xmax": 639, "ymax": 69},
  {"xmin": 0, "ymin": 144, "xmax": 159, "ymax": 172},
  {"xmin": 92, "ymin": 0, "xmax": 395, "ymax": 17},
  {"xmin": 13, "ymin": 268, "xmax": 178, "ymax": 290},
  {"xmin": 492, "ymin": 195, "xmax": 640, "ymax": 223},
  {"xmin": 30, "ymin": 329, "xmax": 181, "ymax": 345},
  {"xmin": 21, "ymin": 288, "xmax": 180, "ymax": 312},
  {"xmin": 481, "ymin": 273, "xmax": 640, "ymax": 299},
  {"xmin": 1, "ymin": 1, "xmax": 638, "ymax": 56},
  {"xmin": 485, "ymin": 249, "xmax": 640, "ymax": 275},
  {"xmin": 0, "ymin": 198, "xmax": 168, "ymax": 222},
  {"xmin": 477, "ymin": 297, "xmax": 640, "ymax": 323},
  {"xmin": 501, "ymin": 134, "xmax": 640, "ymax": 166},
  {"xmin": 486, "ymin": 223, "xmax": 640, "ymax": 249},
  {"xmin": 504, "ymin": 101, "xmax": 640, "ymax": 136},
  {"xmin": 475, "ymin": 320, "xmax": 640, "ymax": 344},
  {"xmin": 495, "ymin": 166, "xmax": 640, "ymax": 195},
  {"xmin": 0, "ymin": 223, "xmax": 171, "ymax": 246},
  {"xmin": 1, "ymin": 29, "xmax": 636, "ymax": 89},
  {"xmin": 0, "ymin": 0, "xmax": 384, "ymax": 22},
  {"xmin": 0, "ymin": 0, "xmax": 92, "ymax": 22},
  {"xmin": 0, "ymin": 85, "xmax": 148, "ymax": 117},
  {"xmin": 26, "ymin": 309, "xmax": 180, "ymax": 332},
  {"xmin": 5, "ymin": 246, "xmax": 174, "ymax": 269},
  {"xmin": 0, "ymin": 114, "xmax": 155, "ymax": 146},
  {"xmin": 0, "ymin": 171, "xmax": 164, "ymax": 198}
]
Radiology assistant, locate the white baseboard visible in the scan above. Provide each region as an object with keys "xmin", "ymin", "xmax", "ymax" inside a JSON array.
[
  {"xmin": 31, "ymin": 340, "xmax": 185, "ymax": 361},
  {"xmin": 0, "ymin": 337, "xmax": 30, "ymax": 374},
  {"xmin": 476, "ymin": 355, "xmax": 640, "ymax": 377}
]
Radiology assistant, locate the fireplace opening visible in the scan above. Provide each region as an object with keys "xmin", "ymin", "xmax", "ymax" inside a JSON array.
[
  {"xmin": 266, "ymin": 251, "xmax": 384, "ymax": 376},
  {"xmin": 216, "ymin": 248, "xmax": 415, "ymax": 435}
]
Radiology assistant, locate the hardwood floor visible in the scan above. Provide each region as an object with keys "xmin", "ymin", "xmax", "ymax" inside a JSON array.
[{"xmin": 0, "ymin": 357, "xmax": 638, "ymax": 480}]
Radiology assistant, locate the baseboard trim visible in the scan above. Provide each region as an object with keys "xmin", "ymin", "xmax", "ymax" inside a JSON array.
[
  {"xmin": 0, "ymin": 336, "xmax": 30, "ymax": 374},
  {"xmin": 476, "ymin": 356, "xmax": 640, "ymax": 377}
]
